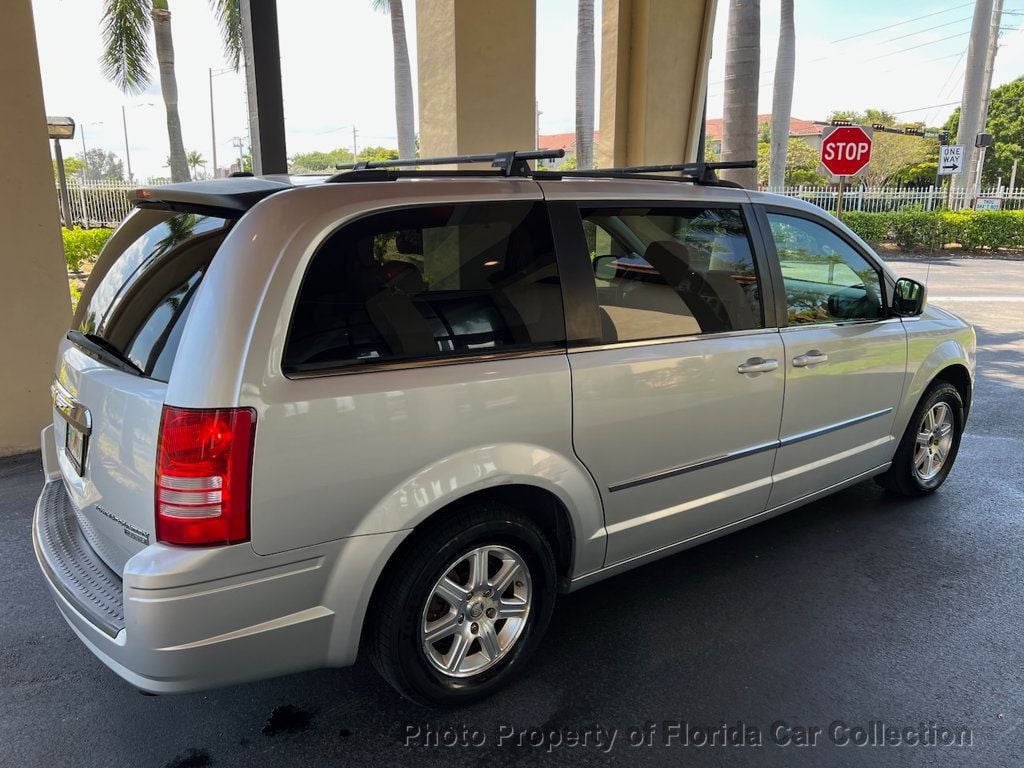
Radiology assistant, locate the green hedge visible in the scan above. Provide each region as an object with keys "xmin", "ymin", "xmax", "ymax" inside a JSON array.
[
  {"xmin": 62, "ymin": 227, "xmax": 113, "ymax": 271},
  {"xmin": 841, "ymin": 209, "xmax": 1024, "ymax": 251}
]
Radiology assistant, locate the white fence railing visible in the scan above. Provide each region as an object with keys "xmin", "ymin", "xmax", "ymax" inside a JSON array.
[
  {"xmin": 764, "ymin": 185, "xmax": 1024, "ymax": 214},
  {"xmin": 56, "ymin": 179, "xmax": 136, "ymax": 229}
]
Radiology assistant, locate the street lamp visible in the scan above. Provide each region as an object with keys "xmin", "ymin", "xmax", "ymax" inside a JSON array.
[
  {"xmin": 121, "ymin": 102, "xmax": 154, "ymax": 183},
  {"xmin": 209, "ymin": 67, "xmax": 234, "ymax": 178},
  {"xmin": 47, "ymin": 116, "xmax": 75, "ymax": 226}
]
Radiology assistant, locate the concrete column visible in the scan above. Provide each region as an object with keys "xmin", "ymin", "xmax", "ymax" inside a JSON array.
[
  {"xmin": 0, "ymin": 0, "xmax": 72, "ymax": 456},
  {"xmin": 417, "ymin": 0, "xmax": 536, "ymax": 161},
  {"xmin": 241, "ymin": 0, "xmax": 287, "ymax": 175},
  {"xmin": 598, "ymin": 0, "xmax": 717, "ymax": 168}
]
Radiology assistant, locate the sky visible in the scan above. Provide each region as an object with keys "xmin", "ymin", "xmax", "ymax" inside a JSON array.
[{"xmin": 31, "ymin": 0, "xmax": 1024, "ymax": 181}]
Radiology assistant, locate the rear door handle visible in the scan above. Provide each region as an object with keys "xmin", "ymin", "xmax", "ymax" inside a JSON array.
[
  {"xmin": 792, "ymin": 350, "xmax": 829, "ymax": 367},
  {"xmin": 737, "ymin": 357, "xmax": 779, "ymax": 375}
]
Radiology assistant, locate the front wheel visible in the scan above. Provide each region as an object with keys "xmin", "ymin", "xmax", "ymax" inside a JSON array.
[
  {"xmin": 876, "ymin": 382, "xmax": 965, "ymax": 497},
  {"xmin": 367, "ymin": 503, "xmax": 556, "ymax": 705}
]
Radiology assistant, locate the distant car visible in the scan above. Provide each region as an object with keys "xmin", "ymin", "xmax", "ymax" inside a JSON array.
[{"xmin": 33, "ymin": 152, "xmax": 975, "ymax": 705}]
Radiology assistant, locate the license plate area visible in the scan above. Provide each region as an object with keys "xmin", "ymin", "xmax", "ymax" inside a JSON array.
[
  {"xmin": 64, "ymin": 419, "xmax": 87, "ymax": 476},
  {"xmin": 53, "ymin": 380, "xmax": 91, "ymax": 477}
]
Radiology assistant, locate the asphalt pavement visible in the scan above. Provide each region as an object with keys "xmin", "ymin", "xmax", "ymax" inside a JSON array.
[{"xmin": 1, "ymin": 256, "xmax": 1022, "ymax": 768}]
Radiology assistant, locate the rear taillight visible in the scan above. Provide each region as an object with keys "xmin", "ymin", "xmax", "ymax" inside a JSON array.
[{"xmin": 155, "ymin": 406, "xmax": 256, "ymax": 546}]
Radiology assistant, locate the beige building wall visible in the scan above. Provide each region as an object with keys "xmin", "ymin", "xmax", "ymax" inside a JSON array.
[
  {"xmin": 0, "ymin": 0, "xmax": 71, "ymax": 455},
  {"xmin": 599, "ymin": 0, "xmax": 717, "ymax": 168},
  {"xmin": 417, "ymin": 0, "xmax": 536, "ymax": 162}
]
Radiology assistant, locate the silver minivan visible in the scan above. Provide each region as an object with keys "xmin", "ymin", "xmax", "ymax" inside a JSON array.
[{"xmin": 34, "ymin": 153, "xmax": 975, "ymax": 704}]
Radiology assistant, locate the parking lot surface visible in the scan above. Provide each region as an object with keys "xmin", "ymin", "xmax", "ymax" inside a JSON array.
[{"xmin": 2, "ymin": 257, "xmax": 1022, "ymax": 767}]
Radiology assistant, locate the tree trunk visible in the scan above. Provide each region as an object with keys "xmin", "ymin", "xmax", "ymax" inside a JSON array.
[
  {"xmin": 720, "ymin": 0, "xmax": 760, "ymax": 189},
  {"xmin": 389, "ymin": 0, "xmax": 416, "ymax": 159},
  {"xmin": 575, "ymin": 0, "xmax": 595, "ymax": 170},
  {"xmin": 768, "ymin": 0, "xmax": 794, "ymax": 191},
  {"xmin": 152, "ymin": 5, "xmax": 190, "ymax": 182}
]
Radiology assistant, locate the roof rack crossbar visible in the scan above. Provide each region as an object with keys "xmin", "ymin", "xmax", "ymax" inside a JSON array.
[
  {"xmin": 536, "ymin": 159, "xmax": 756, "ymax": 186},
  {"xmin": 332, "ymin": 148, "xmax": 565, "ymax": 178}
]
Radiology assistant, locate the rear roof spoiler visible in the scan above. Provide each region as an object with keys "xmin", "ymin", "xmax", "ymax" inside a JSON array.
[{"xmin": 132, "ymin": 177, "xmax": 293, "ymax": 216}]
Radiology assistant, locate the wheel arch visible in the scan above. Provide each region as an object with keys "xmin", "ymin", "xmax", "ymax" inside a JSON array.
[
  {"xmin": 895, "ymin": 336, "xmax": 974, "ymax": 439},
  {"xmin": 356, "ymin": 480, "xmax": 588, "ymax": 661},
  {"xmin": 932, "ymin": 362, "xmax": 973, "ymax": 419}
]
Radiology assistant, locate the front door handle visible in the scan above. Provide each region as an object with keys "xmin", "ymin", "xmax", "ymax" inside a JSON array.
[
  {"xmin": 792, "ymin": 350, "xmax": 829, "ymax": 367},
  {"xmin": 737, "ymin": 357, "xmax": 779, "ymax": 375}
]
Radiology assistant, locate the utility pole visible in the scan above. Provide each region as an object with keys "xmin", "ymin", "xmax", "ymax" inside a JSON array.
[
  {"xmin": 80, "ymin": 126, "xmax": 88, "ymax": 180},
  {"xmin": 954, "ymin": 0, "xmax": 994, "ymax": 202},
  {"xmin": 209, "ymin": 68, "xmax": 217, "ymax": 179},
  {"xmin": 971, "ymin": 0, "xmax": 1004, "ymax": 192},
  {"xmin": 121, "ymin": 106, "xmax": 133, "ymax": 183},
  {"xmin": 352, "ymin": 125, "xmax": 359, "ymax": 160}
]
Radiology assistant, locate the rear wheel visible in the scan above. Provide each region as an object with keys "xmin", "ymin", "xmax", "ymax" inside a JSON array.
[
  {"xmin": 876, "ymin": 382, "xmax": 964, "ymax": 497},
  {"xmin": 368, "ymin": 503, "xmax": 556, "ymax": 705}
]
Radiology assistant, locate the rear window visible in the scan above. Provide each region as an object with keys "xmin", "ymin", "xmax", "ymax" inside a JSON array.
[{"xmin": 76, "ymin": 211, "xmax": 231, "ymax": 381}]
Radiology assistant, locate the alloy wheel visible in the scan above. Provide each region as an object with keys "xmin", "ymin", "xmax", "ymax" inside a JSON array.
[{"xmin": 421, "ymin": 545, "xmax": 532, "ymax": 678}]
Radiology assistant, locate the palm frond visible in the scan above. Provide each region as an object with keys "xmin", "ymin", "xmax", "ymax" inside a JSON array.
[
  {"xmin": 100, "ymin": 0, "xmax": 153, "ymax": 95},
  {"xmin": 209, "ymin": 0, "xmax": 242, "ymax": 71},
  {"xmin": 371, "ymin": 0, "xmax": 391, "ymax": 14}
]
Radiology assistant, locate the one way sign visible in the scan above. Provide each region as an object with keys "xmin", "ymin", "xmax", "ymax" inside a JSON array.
[{"xmin": 939, "ymin": 145, "xmax": 965, "ymax": 176}]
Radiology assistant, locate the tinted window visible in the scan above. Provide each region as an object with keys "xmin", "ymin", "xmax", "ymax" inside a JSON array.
[
  {"xmin": 76, "ymin": 211, "xmax": 230, "ymax": 380},
  {"xmin": 581, "ymin": 207, "xmax": 763, "ymax": 343},
  {"xmin": 768, "ymin": 213, "xmax": 884, "ymax": 324},
  {"xmin": 284, "ymin": 202, "xmax": 564, "ymax": 372}
]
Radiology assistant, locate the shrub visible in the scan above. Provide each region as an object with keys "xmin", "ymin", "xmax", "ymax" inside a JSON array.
[
  {"xmin": 936, "ymin": 210, "xmax": 970, "ymax": 248},
  {"xmin": 888, "ymin": 209, "xmax": 941, "ymax": 251},
  {"xmin": 959, "ymin": 210, "xmax": 1024, "ymax": 249},
  {"xmin": 841, "ymin": 211, "xmax": 891, "ymax": 245},
  {"xmin": 837, "ymin": 209, "xmax": 1024, "ymax": 251},
  {"xmin": 62, "ymin": 227, "xmax": 113, "ymax": 271}
]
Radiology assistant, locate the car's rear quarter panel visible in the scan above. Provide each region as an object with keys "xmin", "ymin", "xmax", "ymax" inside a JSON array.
[{"xmin": 168, "ymin": 180, "xmax": 607, "ymax": 577}]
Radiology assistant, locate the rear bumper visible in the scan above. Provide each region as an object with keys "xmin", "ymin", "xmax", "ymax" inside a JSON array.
[{"xmin": 32, "ymin": 479, "xmax": 405, "ymax": 693}]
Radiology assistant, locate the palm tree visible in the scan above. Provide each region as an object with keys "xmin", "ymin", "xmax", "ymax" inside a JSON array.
[
  {"xmin": 720, "ymin": 0, "xmax": 761, "ymax": 189},
  {"xmin": 373, "ymin": 1, "xmax": 416, "ymax": 159},
  {"xmin": 187, "ymin": 150, "xmax": 207, "ymax": 179},
  {"xmin": 575, "ymin": 0, "xmax": 595, "ymax": 170},
  {"xmin": 209, "ymin": 0, "xmax": 241, "ymax": 70},
  {"xmin": 768, "ymin": 0, "xmax": 794, "ymax": 191},
  {"xmin": 101, "ymin": 0, "xmax": 190, "ymax": 183}
]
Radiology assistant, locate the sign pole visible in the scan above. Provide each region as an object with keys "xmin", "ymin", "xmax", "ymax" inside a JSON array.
[{"xmin": 835, "ymin": 175, "xmax": 846, "ymax": 218}]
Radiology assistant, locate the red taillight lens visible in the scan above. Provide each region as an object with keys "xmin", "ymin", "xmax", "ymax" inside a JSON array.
[{"xmin": 155, "ymin": 406, "xmax": 256, "ymax": 546}]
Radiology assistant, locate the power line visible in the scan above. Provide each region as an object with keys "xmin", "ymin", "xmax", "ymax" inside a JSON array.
[
  {"xmin": 891, "ymin": 100, "xmax": 962, "ymax": 114},
  {"xmin": 830, "ymin": 2, "xmax": 974, "ymax": 43},
  {"xmin": 885, "ymin": 15, "xmax": 973, "ymax": 43},
  {"xmin": 864, "ymin": 31, "xmax": 971, "ymax": 62}
]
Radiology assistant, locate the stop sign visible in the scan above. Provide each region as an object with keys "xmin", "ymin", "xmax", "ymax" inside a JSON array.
[{"xmin": 820, "ymin": 125, "xmax": 873, "ymax": 177}]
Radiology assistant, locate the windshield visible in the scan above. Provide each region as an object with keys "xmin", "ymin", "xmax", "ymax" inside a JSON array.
[{"xmin": 75, "ymin": 211, "xmax": 231, "ymax": 381}]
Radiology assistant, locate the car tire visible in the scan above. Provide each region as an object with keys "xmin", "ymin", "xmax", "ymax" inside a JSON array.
[
  {"xmin": 876, "ymin": 381, "xmax": 964, "ymax": 497},
  {"xmin": 367, "ymin": 502, "xmax": 556, "ymax": 705}
]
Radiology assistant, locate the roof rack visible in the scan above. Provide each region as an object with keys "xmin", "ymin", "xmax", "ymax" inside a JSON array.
[
  {"xmin": 328, "ymin": 149, "xmax": 565, "ymax": 181},
  {"xmin": 324, "ymin": 151, "xmax": 755, "ymax": 188},
  {"xmin": 533, "ymin": 160, "xmax": 757, "ymax": 188}
]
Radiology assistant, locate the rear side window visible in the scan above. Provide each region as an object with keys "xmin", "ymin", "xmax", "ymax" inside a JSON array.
[
  {"xmin": 76, "ymin": 211, "xmax": 231, "ymax": 381},
  {"xmin": 284, "ymin": 202, "xmax": 564, "ymax": 373}
]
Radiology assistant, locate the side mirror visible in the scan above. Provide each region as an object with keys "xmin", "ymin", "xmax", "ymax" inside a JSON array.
[
  {"xmin": 593, "ymin": 255, "xmax": 618, "ymax": 280},
  {"xmin": 892, "ymin": 277, "xmax": 927, "ymax": 317}
]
